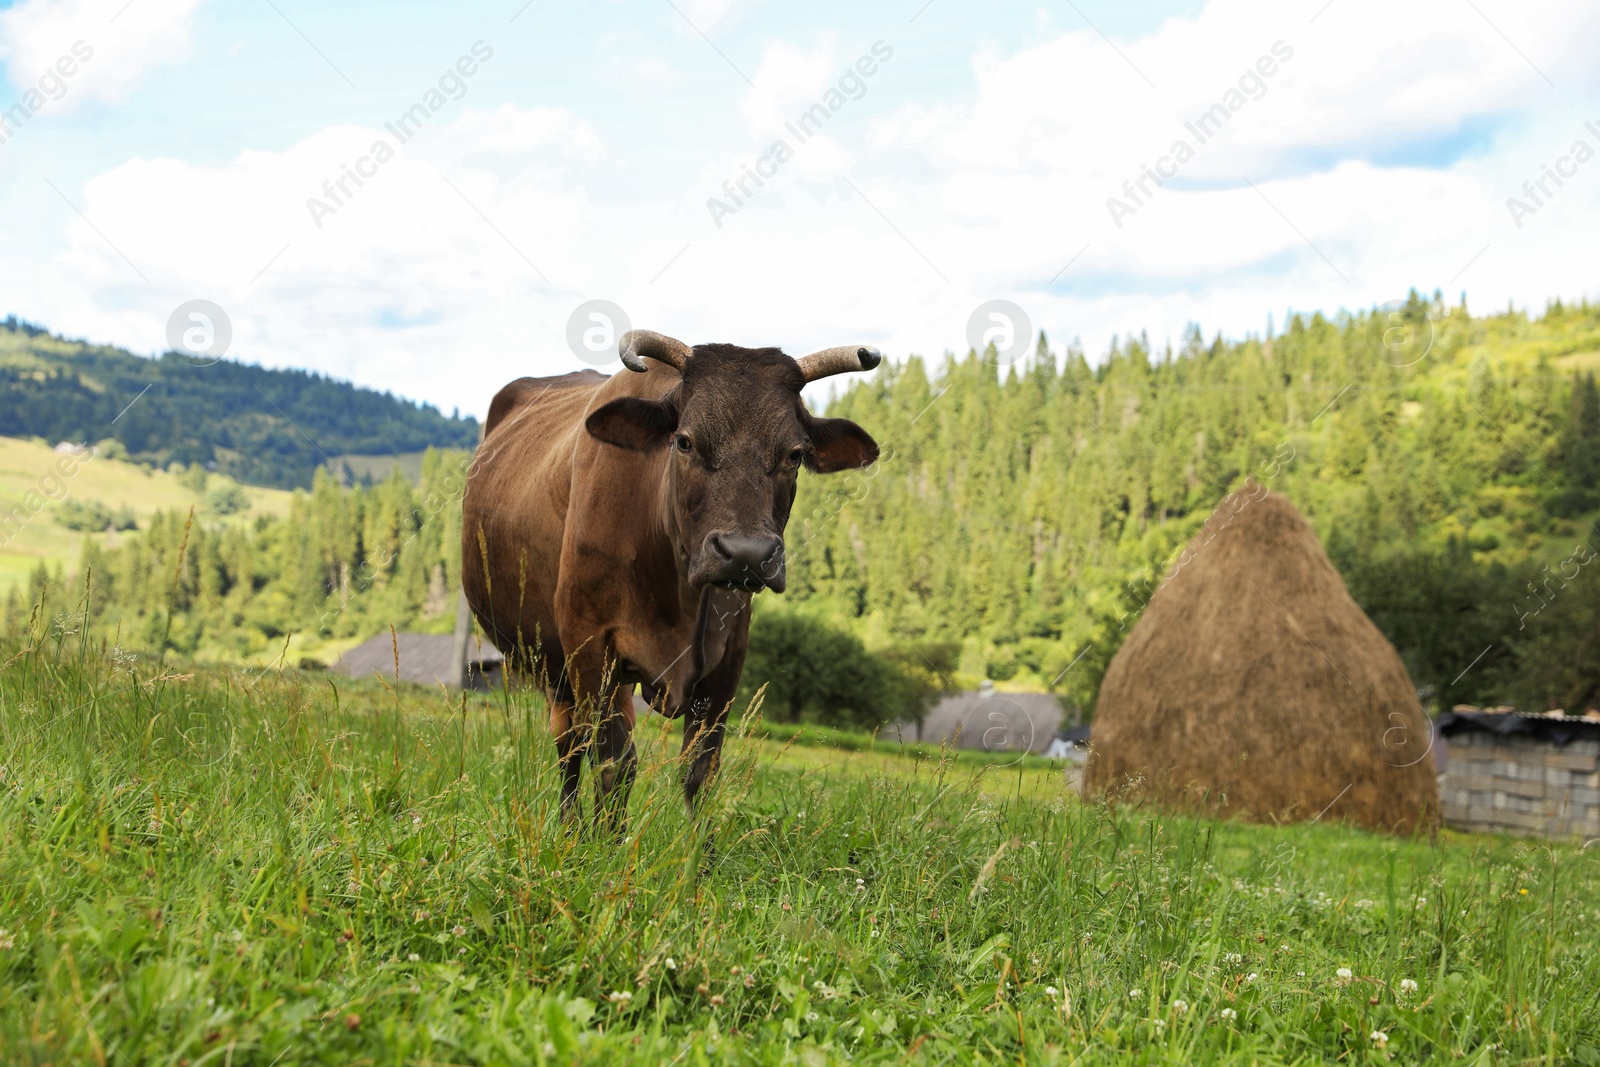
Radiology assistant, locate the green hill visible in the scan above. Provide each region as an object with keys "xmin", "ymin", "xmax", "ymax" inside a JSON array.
[
  {"xmin": 0, "ymin": 317, "xmax": 479, "ymax": 489},
  {"xmin": 791, "ymin": 292, "xmax": 1600, "ymax": 713},
  {"xmin": 0, "ymin": 435, "xmax": 294, "ymax": 596}
]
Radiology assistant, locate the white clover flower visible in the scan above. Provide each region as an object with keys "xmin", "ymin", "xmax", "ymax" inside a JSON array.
[
  {"xmin": 451, "ymin": 925, "xmax": 466, "ymax": 937},
  {"xmin": 1370, "ymin": 1030, "xmax": 1389, "ymax": 1048},
  {"xmin": 1399, "ymin": 978, "xmax": 1418, "ymax": 994},
  {"xmin": 0, "ymin": 929, "xmax": 13, "ymax": 950},
  {"xmin": 1045, "ymin": 986, "xmax": 1059, "ymax": 997},
  {"xmin": 804, "ymin": 1011, "xmax": 818, "ymax": 1022},
  {"xmin": 1246, "ymin": 973, "xmax": 1259, "ymax": 982},
  {"xmin": 408, "ymin": 952, "xmax": 421, "ymax": 962},
  {"xmin": 1223, "ymin": 952, "xmax": 1243, "ymax": 964},
  {"xmin": 1219, "ymin": 1008, "xmax": 1237, "ymax": 1020},
  {"xmin": 1153, "ymin": 1018, "xmax": 1166, "ymax": 1030},
  {"xmin": 412, "ymin": 815, "xmax": 422, "ymax": 827},
  {"xmin": 1128, "ymin": 988, "xmax": 1143, "ymax": 1000},
  {"xmin": 1356, "ymin": 899, "xmax": 1375, "ymax": 909},
  {"xmin": 608, "ymin": 990, "xmax": 632, "ymax": 1005},
  {"xmin": 1172, "ymin": 999, "xmax": 1189, "ymax": 1014},
  {"xmin": 1336, "ymin": 967, "xmax": 1353, "ymax": 982},
  {"xmin": 665, "ymin": 957, "xmax": 677, "ymax": 970}
]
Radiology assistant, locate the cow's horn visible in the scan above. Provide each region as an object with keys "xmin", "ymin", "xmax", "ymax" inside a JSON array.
[
  {"xmin": 619, "ymin": 330, "xmax": 690, "ymax": 373},
  {"xmin": 797, "ymin": 345, "xmax": 882, "ymax": 382}
]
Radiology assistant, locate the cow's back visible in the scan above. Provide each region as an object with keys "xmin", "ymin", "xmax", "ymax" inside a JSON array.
[{"xmin": 462, "ymin": 370, "xmax": 607, "ymax": 672}]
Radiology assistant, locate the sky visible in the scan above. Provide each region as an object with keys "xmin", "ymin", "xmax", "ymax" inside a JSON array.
[{"xmin": 1, "ymin": 0, "xmax": 1597, "ymax": 417}]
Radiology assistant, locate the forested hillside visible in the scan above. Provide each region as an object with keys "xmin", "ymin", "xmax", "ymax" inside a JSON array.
[
  {"xmin": 12, "ymin": 293, "xmax": 1600, "ymax": 716},
  {"xmin": 789, "ymin": 292, "xmax": 1600, "ymax": 713},
  {"xmin": 0, "ymin": 317, "xmax": 478, "ymax": 488}
]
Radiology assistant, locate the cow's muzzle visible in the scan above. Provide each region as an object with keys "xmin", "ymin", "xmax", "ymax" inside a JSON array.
[{"xmin": 697, "ymin": 532, "xmax": 785, "ymax": 592}]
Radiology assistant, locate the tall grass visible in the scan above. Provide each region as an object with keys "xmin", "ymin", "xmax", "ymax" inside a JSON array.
[{"xmin": 2, "ymin": 606, "xmax": 1598, "ymax": 1064}]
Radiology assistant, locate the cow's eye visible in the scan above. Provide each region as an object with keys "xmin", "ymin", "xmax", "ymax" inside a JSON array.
[
  {"xmin": 674, "ymin": 434, "xmax": 692, "ymax": 453},
  {"xmin": 787, "ymin": 446, "xmax": 806, "ymax": 466}
]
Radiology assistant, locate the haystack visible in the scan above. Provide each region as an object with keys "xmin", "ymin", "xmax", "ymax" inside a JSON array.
[{"xmin": 1084, "ymin": 485, "xmax": 1438, "ymax": 834}]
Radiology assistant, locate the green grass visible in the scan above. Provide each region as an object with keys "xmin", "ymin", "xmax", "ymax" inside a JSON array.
[{"xmin": 3, "ymin": 616, "xmax": 1599, "ymax": 1064}]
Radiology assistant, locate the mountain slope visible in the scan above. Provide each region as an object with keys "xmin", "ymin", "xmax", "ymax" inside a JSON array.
[{"xmin": 0, "ymin": 318, "xmax": 479, "ymax": 489}]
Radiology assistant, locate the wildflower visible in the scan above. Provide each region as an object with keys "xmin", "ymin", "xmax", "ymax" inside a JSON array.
[
  {"xmin": 1414, "ymin": 896, "xmax": 1427, "ymax": 907},
  {"xmin": 1370, "ymin": 1030, "xmax": 1389, "ymax": 1048},
  {"xmin": 346, "ymin": 881, "xmax": 361, "ymax": 894},
  {"xmin": 710, "ymin": 994, "xmax": 725, "ymax": 1007},
  {"xmin": 451, "ymin": 925, "xmax": 466, "ymax": 937},
  {"xmin": 1128, "ymin": 988, "xmax": 1144, "ymax": 1000},
  {"xmin": 781, "ymin": 902, "xmax": 792, "ymax": 912},
  {"xmin": 665, "ymin": 957, "xmax": 677, "ymax": 970},
  {"xmin": 804, "ymin": 1011, "xmax": 819, "ymax": 1022},
  {"xmin": 412, "ymin": 815, "xmax": 422, "ymax": 827},
  {"xmin": 1220, "ymin": 1008, "xmax": 1237, "ymax": 1020},
  {"xmin": 0, "ymin": 929, "xmax": 13, "ymax": 950},
  {"xmin": 1045, "ymin": 986, "xmax": 1059, "ymax": 997},
  {"xmin": 1356, "ymin": 899, "xmax": 1375, "ymax": 909},
  {"xmin": 1297, "ymin": 970, "xmax": 1306, "ymax": 977},
  {"xmin": 1399, "ymin": 978, "xmax": 1418, "ymax": 994},
  {"xmin": 458, "ymin": 947, "xmax": 467, "ymax": 956},
  {"xmin": 743, "ymin": 974, "xmax": 755, "ymax": 988},
  {"xmin": 1223, "ymin": 952, "xmax": 1242, "ymax": 964},
  {"xmin": 696, "ymin": 983, "xmax": 710, "ymax": 995},
  {"xmin": 1336, "ymin": 967, "xmax": 1353, "ymax": 982},
  {"xmin": 409, "ymin": 983, "xmax": 421, "ymax": 994},
  {"xmin": 1153, "ymin": 1018, "xmax": 1166, "ymax": 1031},
  {"xmin": 730, "ymin": 966, "xmax": 742, "ymax": 975},
  {"xmin": 413, "ymin": 909, "xmax": 431, "ymax": 922},
  {"xmin": 732, "ymin": 901, "xmax": 743, "ymax": 910},
  {"xmin": 1245, "ymin": 973, "xmax": 1259, "ymax": 982},
  {"xmin": 1172, "ymin": 999, "xmax": 1189, "ymax": 1014},
  {"xmin": 228, "ymin": 930, "xmax": 243, "ymax": 942},
  {"xmin": 870, "ymin": 929, "xmax": 880, "ymax": 938},
  {"xmin": 408, "ymin": 953, "xmax": 421, "ymax": 962},
  {"xmin": 1519, "ymin": 888, "xmax": 1528, "ymax": 896},
  {"xmin": 609, "ymin": 990, "xmax": 632, "ymax": 1005}
]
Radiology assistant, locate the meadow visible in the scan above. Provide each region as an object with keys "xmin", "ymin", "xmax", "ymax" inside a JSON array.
[
  {"xmin": 0, "ymin": 437, "xmax": 293, "ymax": 598},
  {"xmin": 2, "ymin": 614, "xmax": 1598, "ymax": 1065}
]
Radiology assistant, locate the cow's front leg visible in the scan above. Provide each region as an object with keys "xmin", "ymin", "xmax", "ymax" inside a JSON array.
[
  {"xmin": 594, "ymin": 684, "xmax": 637, "ymax": 835},
  {"xmin": 549, "ymin": 697, "xmax": 586, "ymax": 824},
  {"xmin": 681, "ymin": 694, "xmax": 728, "ymax": 813}
]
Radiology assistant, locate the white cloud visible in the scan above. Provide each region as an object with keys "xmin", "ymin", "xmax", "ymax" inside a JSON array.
[
  {"xmin": 0, "ymin": 0, "xmax": 207, "ymax": 107},
  {"xmin": 740, "ymin": 37, "xmax": 835, "ymax": 130},
  {"xmin": 12, "ymin": 105, "xmax": 610, "ymax": 417}
]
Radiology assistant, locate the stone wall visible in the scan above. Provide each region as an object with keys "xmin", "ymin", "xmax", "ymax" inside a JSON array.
[{"xmin": 1441, "ymin": 731, "xmax": 1600, "ymax": 839}]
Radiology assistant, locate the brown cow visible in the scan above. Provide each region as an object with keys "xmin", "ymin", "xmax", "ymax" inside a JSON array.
[{"xmin": 461, "ymin": 330, "xmax": 880, "ymax": 827}]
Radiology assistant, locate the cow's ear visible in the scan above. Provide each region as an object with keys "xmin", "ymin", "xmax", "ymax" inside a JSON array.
[
  {"xmin": 805, "ymin": 417, "xmax": 878, "ymax": 473},
  {"xmin": 586, "ymin": 396, "xmax": 678, "ymax": 451}
]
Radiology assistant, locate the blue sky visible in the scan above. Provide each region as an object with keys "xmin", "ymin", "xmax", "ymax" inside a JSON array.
[{"xmin": 1, "ymin": 0, "xmax": 1597, "ymax": 415}]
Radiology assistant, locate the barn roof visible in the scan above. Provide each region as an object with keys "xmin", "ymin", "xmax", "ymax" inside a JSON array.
[{"xmin": 333, "ymin": 632, "xmax": 501, "ymax": 687}]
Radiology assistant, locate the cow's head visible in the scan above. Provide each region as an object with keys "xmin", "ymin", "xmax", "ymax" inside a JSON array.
[{"xmin": 584, "ymin": 330, "xmax": 880, "ymax": 593}]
